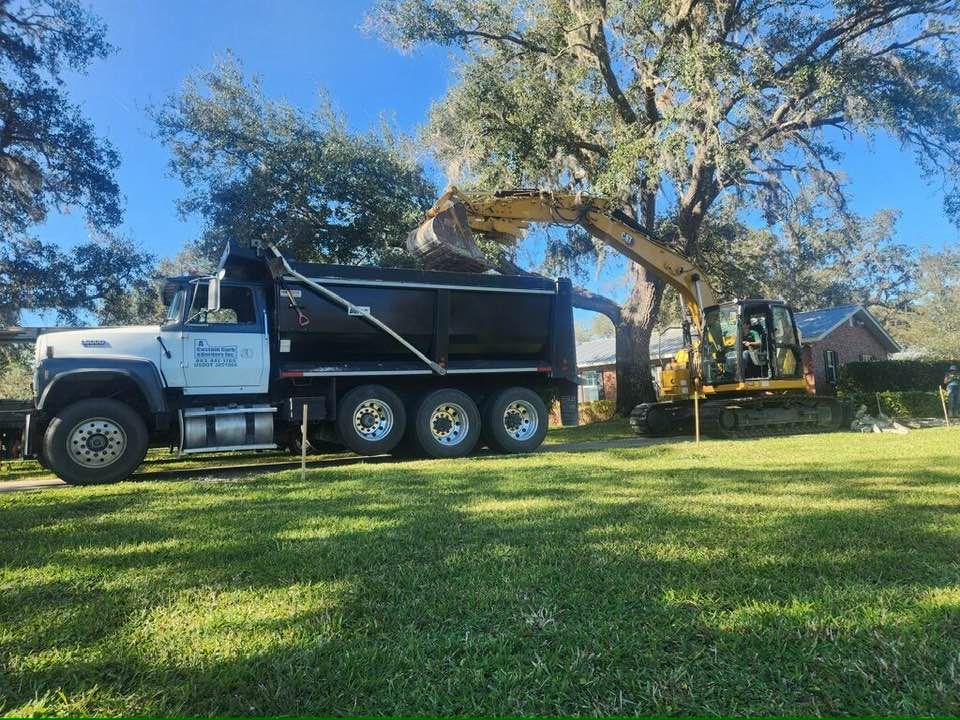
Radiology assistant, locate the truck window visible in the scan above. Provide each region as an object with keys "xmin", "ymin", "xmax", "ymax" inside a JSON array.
[
  {"xmin": 164, "ymin": 289, "xmax": 187, "ymax": 324},
  {"xmin": 187, "ymin": 284, "xmax": 257, "ymax": 326}
]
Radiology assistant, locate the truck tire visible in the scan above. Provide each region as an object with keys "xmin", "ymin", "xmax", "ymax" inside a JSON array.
[
  {"xmin": 336, "ymin": 385, "xmax": 406, "ymax": 456},
  {"xmin": 481, "ymin": 387, "xmax": 549, "ymax": 454},
  {"xmin": 409, "ymin": 388, "xmax": 481, "ymax": 459},
  {"xmin": 43, "ymin": 399, "xmax": 149, "ymax": 486}
]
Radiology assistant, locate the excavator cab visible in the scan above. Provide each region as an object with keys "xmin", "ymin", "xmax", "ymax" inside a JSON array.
[{"xmin": 700, "ymin": 300, "xmax": 803, "ymax": 389}]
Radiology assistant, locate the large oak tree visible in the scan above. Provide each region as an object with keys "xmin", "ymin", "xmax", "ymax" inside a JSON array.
[
  {"xmin": 370, "ymin": 0, "xmax": 960, "ymax": 412},
  {"xmin": 0, "ymin": 0, "xmax": 151, "ymax": 327}
]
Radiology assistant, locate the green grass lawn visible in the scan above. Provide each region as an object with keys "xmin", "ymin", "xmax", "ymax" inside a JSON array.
[
  {"xmin": 2, "ymin": 429, "xmax": 960, "ymax": 715},
  {"xmin": 543, "ymin": 416, "xmax": 633, "ymax": 445},
  {"xmin": 1, "ymin": 420, "xmax": 629, "ymax": 483}
]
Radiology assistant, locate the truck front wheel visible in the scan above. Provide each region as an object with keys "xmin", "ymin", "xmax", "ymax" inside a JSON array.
[
  {"xmin": 482, "ymin": 387, "xmax": 549, "ymax": 454},
  {"xmin": 43, "ymin": 399, "xmax": 149, "ymax": 485}
]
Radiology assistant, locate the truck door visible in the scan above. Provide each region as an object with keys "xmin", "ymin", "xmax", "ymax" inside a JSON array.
[{"xmin": 180, "ymin": 281, "xmax": 268, "ymax": 393}]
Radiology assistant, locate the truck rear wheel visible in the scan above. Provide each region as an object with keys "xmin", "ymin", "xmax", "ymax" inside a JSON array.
[
  {"xmin": 409, "ymin": 388, "xmax": 481, "ymax": 459},
  {"xmin": 482, "ymin": 387, "xmax": 549, "ymax": 453},
  {"xmin": 43, "ymin": 399, "xmax": 148, "ymax": 485},
  {"xmin": 336, "ymin": 385, "xmax": 406, "ymax": 456}
]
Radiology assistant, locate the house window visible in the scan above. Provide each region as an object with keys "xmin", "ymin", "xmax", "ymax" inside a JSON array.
[
  {"xmin": 579, "ymin": 370, "xmax": 603, "ymax": 402},
  {"xmin": 860, "ymin": 353, "xmax": 875, "ymax": 362},
  {"xmin": 823, "ymin": 349, "xmax": 839, "ymax": 384}
]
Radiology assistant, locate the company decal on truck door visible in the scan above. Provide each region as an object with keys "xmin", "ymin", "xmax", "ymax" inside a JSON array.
[{"xmin": 193, "ymin": 338, "xmax": 239, "ymax": 368}]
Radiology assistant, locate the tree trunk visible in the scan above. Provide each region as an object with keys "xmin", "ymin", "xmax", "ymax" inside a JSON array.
[
  {"xmin": 610, "ymin": 185, "xmax": 664, "ymax": 415},
  {"xmin": 615, "ymin": 262, "xmax": 664, "ymax": 415}
]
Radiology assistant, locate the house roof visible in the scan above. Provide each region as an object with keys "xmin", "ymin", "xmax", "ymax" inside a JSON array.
[
  {"xmin": 577, "ymin": 327, "xmax": 686, "ymax": 368},
  {"xmin": 576, "ymin": 336, "xmax": 617, "ymax": 367},
  {"xmin": 575, "ymin": 304, "xmax": 900, "ymax": 368},
  {"xmin": 793, "ymin": 305, "xmax": 860, "ymax": 342},
  {"xmin": 794, "ymin": 305, "xmax": 901, "ymax": 352}
]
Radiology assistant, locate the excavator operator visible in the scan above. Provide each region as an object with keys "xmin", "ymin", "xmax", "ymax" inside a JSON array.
[{"xmin": 742, "ymin": 320, "xmax": 766, "ymax": 379}]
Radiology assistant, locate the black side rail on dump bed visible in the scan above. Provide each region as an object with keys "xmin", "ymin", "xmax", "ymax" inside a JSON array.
[{"xmin": 262, "ymin": 243, "xmax": 447, "ymax": 376}]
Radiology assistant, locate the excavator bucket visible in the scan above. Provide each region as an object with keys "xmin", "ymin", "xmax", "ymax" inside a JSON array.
[{"xmin": 406, "ymin": 192, "xmax": 495, "ymax": 272}]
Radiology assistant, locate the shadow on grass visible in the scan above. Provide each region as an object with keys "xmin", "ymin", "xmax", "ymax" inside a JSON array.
[{"xmin": 2, "ymin": 443, "xmax": 960, "ymax": 714}]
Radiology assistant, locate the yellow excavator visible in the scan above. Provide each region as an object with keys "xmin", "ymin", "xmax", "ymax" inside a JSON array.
[{"xmin": 408, "ymin": 187, "xmax": 847, "ymax": 437}]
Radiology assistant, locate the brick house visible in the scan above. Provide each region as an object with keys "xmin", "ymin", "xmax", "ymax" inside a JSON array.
[
  {"xmin": 575, "ymin": 304, "xmax": 900, "ymax": 402},
  {"xmin": 793, "ymin": 305, "xmax": 901, "ymax": 393}
]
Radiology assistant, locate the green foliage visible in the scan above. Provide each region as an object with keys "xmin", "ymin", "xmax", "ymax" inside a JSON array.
[
  {"xmin": 0, "ymin": 1, "xmax": 151, "ymax": 325},
  {"xmin": 843, "ymin": 390, "xmax": 945, "ymax": 419},
  {"xmin": 574, "ymin": 313, "xmax": 614, "ymax": 343},
  {"xmin": 153, "ymin": 56, "xmax": 436, "ymax": 266},
  {"xmin": 3, "ymin": 431, "xmax": 960, "ymax": 714},
  {"xmin": 698, "ymin": 203, "xmax": 917, "ymax": 313},
  {"xmin": 893, "ymin": 248, "xmax": 960, "ymax": 359},
  {"xmin": 0, "ymin": 345, "xmax": 32, "ymax": 399},
  {"xmin": 838, "ymin": 360, "xmax": 959, "ymax": 394},
  {"xmin": 0, "ymin": 0, "xmax": 120, "ymax": 235},
  {"xmin": 96, "ymin": 246, "xmax": 214, "ymax": 326},
  {"xmin": 0, "ymin": 232, "xmax": 155, "ymax": 325},
  {"xmin": 370, "ymin": 0, "xmax": 960, "ymax": 232},
  {"xmin": 579, "ymin": 398, "xmax": 615, "ymax": 424}
]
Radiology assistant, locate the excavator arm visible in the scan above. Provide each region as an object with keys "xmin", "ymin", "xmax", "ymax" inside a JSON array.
[{"xmin": 408, "ymin": 187, "xmax": 717, "ymax": 327}]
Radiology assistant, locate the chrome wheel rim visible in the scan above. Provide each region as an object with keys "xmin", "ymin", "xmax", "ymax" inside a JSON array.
[
  {"xmin": 353, "ymin": 399, "xmax": 394, "ymax": 442},
  {"xmin": 503, "ymin": 400, "xmax": 538, "ymax": 441},
  {"xmin": 430, "ymin": 402, "xmax": 469, "ymax": 446},
  {"xmin": 68, "ymin": 417, "xmax": 127, "ymax": 468}
]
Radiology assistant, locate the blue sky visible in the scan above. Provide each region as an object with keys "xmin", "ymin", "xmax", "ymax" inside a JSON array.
[{"xmin": 36, "ymin": 0, "xmax": 960, "ymax": 319}]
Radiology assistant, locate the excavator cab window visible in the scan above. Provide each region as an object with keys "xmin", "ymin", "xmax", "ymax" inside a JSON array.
[
  {"xmin": 701, "ymin": 307, "xmax": 739, "ymax": 386},
  {"xmin": 771, "ymin": 305, "xmax": 802, "ymax": 378}
]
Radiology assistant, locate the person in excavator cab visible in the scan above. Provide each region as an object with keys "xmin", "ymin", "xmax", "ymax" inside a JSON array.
[{"xmin": 742, "ymin": 320, "xmax": 767, "ymax": 379}]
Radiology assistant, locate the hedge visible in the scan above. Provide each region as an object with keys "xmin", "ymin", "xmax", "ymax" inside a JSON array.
[
  {"xmin": 837, "ymin": 360, "xmax": 959, "ymax": 394},
  {"xmin": 843, "ymin": 390, "xmax": 946, "ymax": 419},
  {"xmin": 580, "ymin": 399, "xmax": 616, "ymax": 424}
]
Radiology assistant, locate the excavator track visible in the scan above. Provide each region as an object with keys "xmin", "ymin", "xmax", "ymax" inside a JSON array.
[
  {"xmin": 630, "ymin": 396, "xmax": 848, "ymax": 438},
  {"xmin": 629, "ymin": 402, "xmax": 693, "ymax": 436}
]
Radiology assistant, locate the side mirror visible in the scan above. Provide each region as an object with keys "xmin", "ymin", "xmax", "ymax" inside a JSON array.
[{"xmin": 207, "ymin": 269, "xmax": 226, "ymax": 311}]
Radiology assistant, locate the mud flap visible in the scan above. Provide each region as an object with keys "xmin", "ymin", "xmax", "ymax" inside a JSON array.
[{"xmin": 559, "ymin": 393, "xmax": 579, "ymax": 426}]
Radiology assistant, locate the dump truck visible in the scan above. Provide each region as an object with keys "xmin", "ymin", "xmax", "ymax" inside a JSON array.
[{"xmin": 19, "ymin": 242, "xmax": 578, "ymax": 485}]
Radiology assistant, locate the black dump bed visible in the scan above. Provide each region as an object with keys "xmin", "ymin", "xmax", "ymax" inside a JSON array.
[{"xmin": 220, "ymin": 243, "xmax": 578, "ymax": 382}]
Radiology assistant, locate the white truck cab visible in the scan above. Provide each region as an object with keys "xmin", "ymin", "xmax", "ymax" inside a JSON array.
[{"xmin": 158, "ymin": 277, "xmax": 270, "ymax": 394}]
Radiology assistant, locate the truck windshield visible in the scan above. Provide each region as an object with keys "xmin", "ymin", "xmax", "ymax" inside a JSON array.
[{"xmin": 164, "ymin": 289, "xmax": 186, "ymax": 324}]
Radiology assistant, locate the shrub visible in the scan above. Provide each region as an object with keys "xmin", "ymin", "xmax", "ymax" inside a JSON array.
[
  {"xmin": 579, "ymin": 399, "xmax": 615, "ymax": 424},
  {"xmin": 843, "ymin": 390, "xmax": 946, "ymax": 418},
  {"xmin": 837, "ymin": 360, "xmax": 959, "ymax": 394}
]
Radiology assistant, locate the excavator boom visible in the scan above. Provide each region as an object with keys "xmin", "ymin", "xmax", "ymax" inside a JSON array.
[{"xmin": 409, "ymin": 188, "xmax": 717, "ymax": 326}]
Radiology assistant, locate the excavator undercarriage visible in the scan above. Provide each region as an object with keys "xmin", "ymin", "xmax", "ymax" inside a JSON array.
[{"xmin": 630, "ymin": 394, "xmax": 848, "ymax": 438}]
